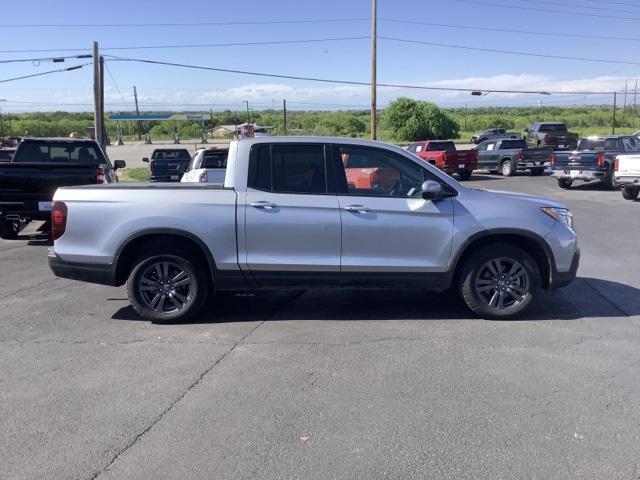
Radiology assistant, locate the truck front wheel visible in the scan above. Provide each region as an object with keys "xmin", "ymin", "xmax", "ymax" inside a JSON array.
[
  {"xmin": 622, "ymin": 185, "xmax": 639, "ymax": 200},
  {"xmin": 459, "ymin": 243, "xmax": 541, "ymax": 320},
  {"xmin": 127, "ymin": 247, "xmax": 209, "ymax": 323}
]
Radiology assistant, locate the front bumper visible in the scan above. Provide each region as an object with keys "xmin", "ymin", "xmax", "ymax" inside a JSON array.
[
  {"xmin": 552, "ymin": 169, "xmax": 605, "ymax": 181},
  {"xmin": 48, "ymin": 248, "xmax": 118, "ymax": 286},
  {"xmin": 550, "ymin": 248, "xmax": 580, "ymax": 290}
]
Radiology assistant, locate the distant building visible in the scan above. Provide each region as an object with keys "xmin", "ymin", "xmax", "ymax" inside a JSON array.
[{"xmin": 208, "ymin": 124, "xmax": 274, "ymax": 138}]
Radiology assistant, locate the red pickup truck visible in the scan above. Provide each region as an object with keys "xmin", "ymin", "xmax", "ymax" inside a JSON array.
[{"xmin": 407, "ymin": 140, "xmax": 477, "ymax": 180}]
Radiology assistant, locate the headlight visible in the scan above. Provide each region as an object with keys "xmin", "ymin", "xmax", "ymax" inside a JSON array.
[{"xmin": 541, "ymin": 207, "xmax": 574, "ymax": 230}]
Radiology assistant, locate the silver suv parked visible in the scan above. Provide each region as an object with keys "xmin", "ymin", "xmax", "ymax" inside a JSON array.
[{"xmin": 48, "ymin": 137, "xmax": 579, "ymax": 322}]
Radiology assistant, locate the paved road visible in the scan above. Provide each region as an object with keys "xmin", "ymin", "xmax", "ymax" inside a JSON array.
[
  {"xmin": 1, "ymin": 173, "xmax": 639, "ymax": 479},
  {"xmin": 106, "ymin": 140, "xmax": 230, "ymax": 169}
]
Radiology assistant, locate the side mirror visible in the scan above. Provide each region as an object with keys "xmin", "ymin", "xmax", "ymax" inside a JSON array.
[
  {"xmin": 421, "ymin": 180, "xmax": 444, "ymax": 200},
  {"xmin": 113, "ymin": 160, "xmax": 126, "ymax": 170},
  {"xmin": 142, "ymin": 157, "xmax": 149, "ymax": 163}
]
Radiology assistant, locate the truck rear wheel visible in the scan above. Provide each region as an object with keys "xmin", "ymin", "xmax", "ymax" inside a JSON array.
[
  {"xmin": 622, "ymin": 185, "xmax": 639, "ymax": 200},
  {"xmin": 458, "ymin": 170, "xmax": 472, "ymax": 181},
  {"xmin": 459, "ymin": 243, "xmax": 541, "ymax": 320},
  {"xmin": 500, "ymin": 159, "xmax": 514, "ymax": 177},
  {"xmin": 557, "ymin": 178, "xmax": 572, "ymax": 189},
  {"xmin": 126, "ymin": 246, "xmax": 209, "ymax": 323},
  {"xmin": 0, "ymin": 220, "xmax": 19, "ymax": 239}
]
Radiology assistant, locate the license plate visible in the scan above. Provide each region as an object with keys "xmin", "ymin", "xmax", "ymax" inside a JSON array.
[
  {"xmin": 558, "ymin": 144, "xmax": 565, "ymax": 149},
  {"xmin": 38, "ymin": 201, "xmax": 52, "ymax": 212},
  {"xmin": 458, "ymin": 163, "xmax": 465, "ymax": 169},
  {"xmin": 570, "ymin": 170, "xmax": 579, "ymax": 178},
  {"xmin": 170, "ymin": 175, "xmax": 179, "ymax": 180}
]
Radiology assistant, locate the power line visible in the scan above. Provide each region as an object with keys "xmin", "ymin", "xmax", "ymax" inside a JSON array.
[
  {"xmin": 514, "ymin": 0, "xmax": 640, "ymax": 15},
  {"xmin": 103, "ymin": 61, "xmax": 129, "ymax": 109},
  {"xmin": 380, "ymin": 36, "xmax": 640, "ymax": 67},
  {"xmin": 455, "ymin": 0, "xmax": 640, "ymax": 21},
  {"xmin": 381, "ymin": 19, "xmax": 640, "ymax": 43},
  {"xmin": 0, "ymin": 54, "xmax": 91, "ymax": 63},
  {"xmin": 106, "ymin": 55, "xmax": 619, "ymax": 95},
  {"xmin": 0, "ymin": 63, "xmax": 89, "ymax": 84},
  {"xmin": 2, "ymin": 18, "xmax": 369, "ymax": 28},
  {"xmin": 0, "ymin": 37, "xmax": 369, "ymax": 54}
]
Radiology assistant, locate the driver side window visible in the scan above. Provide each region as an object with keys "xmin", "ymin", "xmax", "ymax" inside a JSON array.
[{"xmin": 335, "ymin": 145, "xmax": 427, "ymax": 198}]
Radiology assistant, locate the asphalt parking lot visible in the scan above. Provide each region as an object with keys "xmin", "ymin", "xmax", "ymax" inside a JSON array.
[{"xmin": 1, "ymin": 173, "xmax": 639, "ymax": 479}]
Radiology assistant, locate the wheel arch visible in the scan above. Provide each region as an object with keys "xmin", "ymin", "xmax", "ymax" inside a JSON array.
[
  {"xmin": 448, "ymin": 229, "xmax": 554, "ymax": 290},
  {"xmin": 113, "ymin": 228, "xmax": 217, "ymax": 287}
]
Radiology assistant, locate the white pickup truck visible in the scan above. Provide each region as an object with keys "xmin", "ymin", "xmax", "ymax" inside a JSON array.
[
  {"xmin": 614, "ymin": 154, "xmax": 640, "ymax": 200},
  {"xmin": 48, "ymin": 137, "xmax": 579, "ymax": 323}
]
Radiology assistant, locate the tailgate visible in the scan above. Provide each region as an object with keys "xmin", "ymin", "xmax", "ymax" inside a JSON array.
[
  {"xmin": 554, "ymin": 152, "xmax": 598, "ymax": 169},
  {"xmin": 545, "ymin": 133, "xmax": 578, "ymax": 149},
  {"xmin": 617, "ymin": 155, "xmax": 640, "ymax": 175},
  {"xmin": 454, "ymin": 150, "xmax": 478, "ymax": 165},
  {"xmin": 524, "ymin": 148, "xmax": 551, "ymax": 161},
  {"xmin": 152, "ymin": 159, "xmax": 189, "ymax": 176},
  {"xmin": 0, "ymin": 163, "xmax": 97, "ymax": 202}
]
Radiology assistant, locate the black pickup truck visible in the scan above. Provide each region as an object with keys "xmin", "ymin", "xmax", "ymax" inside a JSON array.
[
  {"xmin": 142, "ymin": 148, "xmax": 192, "ymax": 182},
  {"xmin": 0, "ymin": 138, "xmax": 125, "ymax": 238},
  {"xmin": 476, "ymin": 138, "xmax": 551, "ymax": 176},
  {"xmin": 551, "ymin": 135, "xmax": 639, "ymax": 189},
  {"xmin": 525, "ymin": 122, "xmax": 579, "ymax": 151}
]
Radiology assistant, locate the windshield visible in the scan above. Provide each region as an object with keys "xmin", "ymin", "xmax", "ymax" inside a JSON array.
[{"xmin": 538, "ymin": 124, "xmax": 568, "ymax": 133}]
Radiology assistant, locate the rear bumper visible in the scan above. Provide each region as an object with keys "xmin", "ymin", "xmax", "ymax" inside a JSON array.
[
  {"xmin": 550, "ymin": 248, "xmax": 580, "ymax": 290},
  {"xmin": 0, "ymin": 201, "xmax": 50, "ymax": 221},
  {"xmin": 48, "ymin": 249, "xmax": 118, "ymax": 286},
  {"xmin": 517, "ymin": 161, "xmax": 550, "ymax": 170},
  {"xmin": 552, "ymin": 169, "xmax": 605, "ymax": 181},
  {"xmin": 440, "ymin": 164, "xmax": 476, "ymax": 173},
  {"xmin": 614, "ymin": 175, "xmax": 640, "ymax": 187},
  {"xmin": 149, "ymin": 175, "xmax": 182, "ymax": 182}
]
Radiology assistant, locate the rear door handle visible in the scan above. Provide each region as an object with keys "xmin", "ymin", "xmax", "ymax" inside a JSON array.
[
  {"xmin": 250, "ymin": 200, "xmax": 277, "ymax": 209},
  {"xmin": 344, "ymin": 204, "xmax": 370, "ymax": 213}
]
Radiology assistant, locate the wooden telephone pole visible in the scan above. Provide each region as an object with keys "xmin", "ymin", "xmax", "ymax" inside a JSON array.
[
  {"xmin": 283, "ymin": 99, "xmax": 287, "ymax": 135},
  {"xmin": 133, "ymin": 86, "xmax": 140, "ymax": 140},
  {"xmin": 370, "ymin": 0, "xmax": 377, "ymax": 140},
  {"xmin": 93, "ymin": 41, "xmax": 104, "ymax": 147}
]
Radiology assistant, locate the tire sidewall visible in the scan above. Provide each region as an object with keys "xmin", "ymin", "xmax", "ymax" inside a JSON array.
[
  {"xmin": 127, "ymin": 252, "xmax": 207, "ymax": 323},
  {"xmin": 501, "ymin": 159, "xmax": 513, "ymax": 176},
  {"xmin": 459, "ymin": 244, "xmax": 541, "ymax": 320}
]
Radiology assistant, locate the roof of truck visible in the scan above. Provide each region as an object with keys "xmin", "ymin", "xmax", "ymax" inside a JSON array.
[{"xmin": 22, "ymin": 137, "xmax": 99, "ymax": 144}]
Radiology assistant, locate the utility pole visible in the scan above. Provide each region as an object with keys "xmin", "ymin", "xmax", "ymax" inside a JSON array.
[
  {"xmin": 99, "ymin": 55, "xmax": 106, "ymax": 146},
  {"xmin": 283, "ymin": 99, "xmax": 287, "ymax": 135},
  {"xmin": 133, "ymin": 86, "xmax": 140, "ymax": 140},
  {"xmin": 93, "ymin": 41, "xmax": 104, "ymax": 147},
  {"xmin": 244, "ymin": 100, "xmax": 250, "ymax": 124},
  {"xmin": 613, "ymin": 92, "xmax": 617, "ymax": 135},
  {"xmin": 623, "ymin": 80, "xmax": 628, "ymax": 128},
  {"xmin": 464, "ymin": 104, "xmax": 467, "ymax": 132},
  {"xmin": 634, "ymin": 80, "xmax": 638, "ymax": 129},
  {"xmin": 370, "ymin": 0, "xmax": 377, "ymax": 140}
]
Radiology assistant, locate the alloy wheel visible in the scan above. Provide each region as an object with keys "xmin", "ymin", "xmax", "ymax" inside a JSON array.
[
  {"xmin": 137, "ymin": 261, "xmax": 194, "ymax": 314},
  {"xmin": 474, "ymin": 257, "xmax": 530, "ymax": 310}
]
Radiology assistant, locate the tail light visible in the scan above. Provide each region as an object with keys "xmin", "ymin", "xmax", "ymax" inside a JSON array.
[
  {"xmin": 549, "ymin": 153, "xmax": 556, "ymax": 166},
  {"xmin": 51, "ymin": 202, "xmax": 67, "ymax": 240},
  {"xmin": 198, "ymin": 171, "xmax": 208, "ymax": 182},
  {"xmin": 96, "ymin": 166, "xmax": 105, "ymax": 184},
  {"xmin": 149, "ymin": 161, "xmax": 155, "ymax": 173},
  {"xmin": 544, "ymin": 134, "xmax": 549, "ymax": 144},
  {"xmin": 596, "ymin": 153, "xmax": 606, "ymax": 167},
  {"xmin": 517, "ymin": 149, "xmax": 524, "ymax": 160},
  {"xmin": 614, "ymin": 156, "xmax": 619, "ymax": 172}
]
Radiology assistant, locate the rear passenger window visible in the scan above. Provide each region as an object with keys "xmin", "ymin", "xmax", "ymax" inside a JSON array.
[
  {"xmin": 272, "ymin": 145, "xmax": 326, "ymax": 194},
  {"xmin": 248, "ymin": 144, "xmax": 327, "ymax": 194}
]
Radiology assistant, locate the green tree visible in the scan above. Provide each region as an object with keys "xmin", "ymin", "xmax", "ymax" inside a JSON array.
[{"xmin": 381, "ymin": 98, "xmax": 459, "ymax": 141}]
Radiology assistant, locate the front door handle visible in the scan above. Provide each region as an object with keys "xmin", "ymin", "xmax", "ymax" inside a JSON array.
[
  {"xmin": 344, "ymin": 204, "xmax": 370, "ymax": 213},
  {"xmin": 251, "ymin": 200, "xmax": 277, "ymax": 209}
]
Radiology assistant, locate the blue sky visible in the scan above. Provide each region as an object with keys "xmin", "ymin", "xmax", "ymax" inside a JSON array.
[{"xmin": 2, "ymin": 0, "xmax": 640, "ymax": 112}]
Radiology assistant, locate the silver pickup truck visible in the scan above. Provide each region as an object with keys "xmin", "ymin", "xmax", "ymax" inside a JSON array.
[{"xmin": 49, "ymin": 137, "xmax": 579, "ymax": 322}]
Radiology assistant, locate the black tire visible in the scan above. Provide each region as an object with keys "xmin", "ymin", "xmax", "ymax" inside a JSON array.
[
  {"xmin": 557, "ymin": 178, "xmax": 573, "ymax": 189},
  {"xmin": 458, "ymin": 170, "xmax": 473, "ymax": 181},
  {"xmin": 0, "ymin": 220, "xmax": 19, "ymax": 239},
  {"xmin": 459, "ymin": 243, "xmax": 541, "ymax": 320},
  {"xmin": 604, "ymin": 171, "xmax": 619, "ymax": 190},
  {"xmin": 530, "ymin": 168, "xmax": 545, "ymax": 176},
  {"xmin": 126, "ymin": 246, "xmax": 209, "ymax": 323},
  {"xmin": 621, "ymin": 185, "xmax": 640, "ymax": 200},
  {"xmin": 500, "ymin": 159, "xmax": 514, "ymax": 177}
]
